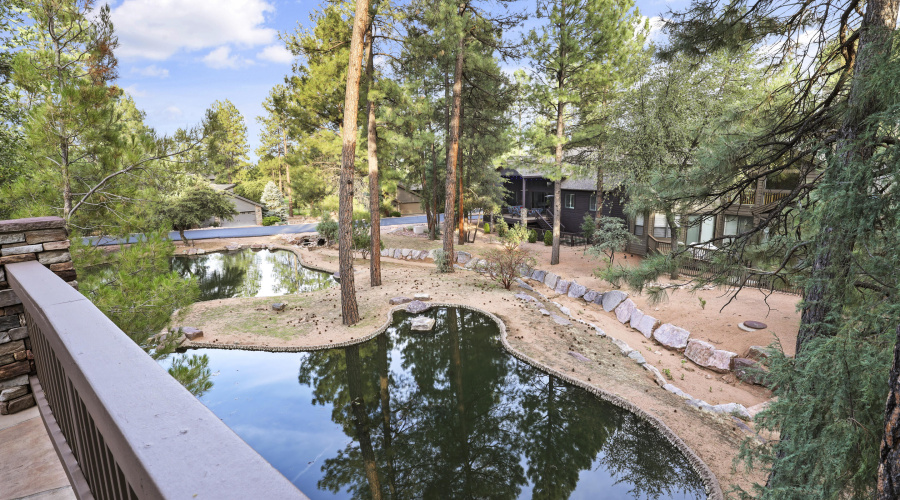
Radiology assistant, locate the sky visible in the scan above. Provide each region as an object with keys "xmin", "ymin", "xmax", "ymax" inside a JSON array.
[{"xmin": 109, "ymin": 0, "xmax": 687, "ymax": 161}]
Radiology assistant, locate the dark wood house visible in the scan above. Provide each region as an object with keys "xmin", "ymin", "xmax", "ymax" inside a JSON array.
[{"xmin": 497, "ymin": 166, "xmax": 626, "ymax": 237}]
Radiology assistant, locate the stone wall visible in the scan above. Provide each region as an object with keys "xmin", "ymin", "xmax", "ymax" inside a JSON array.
[{"xmin": 0, "ymin": 216, "xmax": 75, "ymax": 414}]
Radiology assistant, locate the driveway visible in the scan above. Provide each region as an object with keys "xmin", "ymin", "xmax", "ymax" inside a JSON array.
[{"xmin": 90, "ymin": 214, "xmax": 439, "ymax": 246}]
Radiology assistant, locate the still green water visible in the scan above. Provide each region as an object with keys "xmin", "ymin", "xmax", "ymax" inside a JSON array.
[
  {"xmin": 171, "ymin": 249, "xmax": 333, "ymax": 301},
  {"xmin": 175, "ymin": 307, "xmax": 707, "ymax": 499}
]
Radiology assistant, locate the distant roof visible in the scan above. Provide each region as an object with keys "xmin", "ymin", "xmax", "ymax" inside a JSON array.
[
  {"xmin": 224, "ymin": 191, "xmax": 265, "ymax": 208},
  {"xmin": 499, "ymin": 157, "xmax": 623, "ymax": 191},
  {"xmin": 210, "ymin": 183, "xmax": 237, "ymax": 192}
]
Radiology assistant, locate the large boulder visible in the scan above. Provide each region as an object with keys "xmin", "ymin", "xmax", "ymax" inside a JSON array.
[
  {"xmin": 734, "ymin": 357, "xmax": 768, "ymax": 386},
  {"xmin": 410, "ymin": 317, "xmax": 436, "ymax": 331},
  {"xmin": 685, "ymin": 339, "xmax": 737, "ymax": 373},
  {"xmin": 631, "ymin": 311, "xmax": 660, "ymax": 339},
  {"xmin": 456, "ymin": 251, "xmax": 472, "ymax": 264},
  {"xmin": 550, "ymin": 314, "xmax": 571, "ymax": 326},
  {"xmin": 531, "ymin": 269, "xmax": 547, "ymax": 282},
  {"xmin": 406, "ymin": 300, "xmax": 430, "ymax": 314},
  {"xmin": 653, "ymin": 323, "xmax": 690, "ymax": 350},
  {"xmin": 592, "ymin": 293, "xmax": 604, "ymax": 306},
  {"xmin": 601, "ymin": 290, "xmax": 628, "ymax": 312},
  {"xmin": 567, "ymin": 281, "xmax": 587, "ymax": 299},
  {"xmin": 711, "ymin": 403, "xmax": 752, "ymax": 421},
  {"xmin": 614, "ymin": 299, "xmax": 637, "ymax": 324},
  {"xmin": 392, "ymin": 249, "xmax": 403, "ymax": 259},
  {"xmin": 515, "ymin": 278, "xmax": 533, "ymax": 291},
  {"xmin": 555, "ymin": 279, "xmax": 570, "ymax": 295},
  {"xmin": 380, "ymin": 248, "xmax": 390, "ymax": 257},
  {"xmin": 401, "ymin": 248, "xmax": 412, "ymax": 258},
  {"xmin": 544, "ymin": 272, "xmax": 559, "ymax": 290},
  {"xmin": 583, "ymin": 290, "xmax": 598, "ymax": 303},
  {"xmin": 747, "ymin": 345, "xmax": 774, "ymax": 362},
  {"xmin": 180, "ymin": 327, "xmax": 203, "ymax": 340},
  {"xmin": 389, "ymin": 297, "xmax": 412, "ymax": 305}
]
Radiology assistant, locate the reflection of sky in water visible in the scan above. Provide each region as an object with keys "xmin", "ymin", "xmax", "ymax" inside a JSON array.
[
  {"xmin": 171, "ymin": 249, "xmax": 333, "ymax": 301},
  {"xmin": 165, "ymin": 308, "xmax": 706, "ymax": 500}
]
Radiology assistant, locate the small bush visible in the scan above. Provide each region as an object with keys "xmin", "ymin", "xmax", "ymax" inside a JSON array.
[
  {"xmin": 484, "ymin": 222, "xmax": 491, "ymax": 234},
  {"xmin": 432, "ymin": 249, "xmax": 452, "ymax": 273},
  {"xmin": 262, "ymin": 216, "xmax": 280, "ymax": 226},
  {"xmin": 496, "ymin": 218, "xmax": 509, "ymax": 237},
  {"xmin": 351, "ymin": 217, "xmax": 384, "ymax": 259},
  {"xmin": 316, "ymin": 215, "xmax": 338, "ymax": 244},
  {"xmin": 391, "ymin": 211, "xmax": 402, "ymax": 217},
  {"xmin": 527, "ymin": 229, "xmax": 538, "ymax": 243},
  {"xmin": 543, "ymin": 230, "xmax": 553, "ymax": 246}
]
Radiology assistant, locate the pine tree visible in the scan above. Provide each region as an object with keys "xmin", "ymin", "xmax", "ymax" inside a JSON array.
[
  {"xmin": 524, "ymin": 0, "xmax": 648, "ymax": 265},
  {"xmin": 207, "ymin": 99, "xmax": 250, "ymax": 182}
]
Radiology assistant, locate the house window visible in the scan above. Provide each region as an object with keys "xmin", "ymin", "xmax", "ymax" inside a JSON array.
[
  {"xmin": 652, "ymin": 213, "xmax": 675, "ymax": 238},
  {"xmin": 589, "ymin": 193, "xmax": 597, "ymax": 211},
  {"xmin": 565, "ymin": 193, "xmax": 575, "ymax": 209},
  {"xmin": 634, "ymin": 213, "xmax": 644, "ymax": 236},
  {"xmin": 685, "ymin": 215, "xmax": 716, "ymax": 245},
  {"xmin": 723, "ymin": 215, "xmax": 753, "ymax": 237}
]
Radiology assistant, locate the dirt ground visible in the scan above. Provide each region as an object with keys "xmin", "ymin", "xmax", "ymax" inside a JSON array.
[{"xmin": 174, "ymin": 228, "xmax": 802, "ymax": 493}]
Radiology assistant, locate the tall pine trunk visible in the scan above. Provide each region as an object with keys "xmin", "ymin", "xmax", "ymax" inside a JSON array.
[
  {"xmin": 365, "ymin": 27, "xmax": 381, "ymax": 287},
  {"xmin": 551, "ymin": 99, "xmax": 564, "ymax": 266},
  {"xmin": 457, "ymin": 102, "xmax": 465, "ymax": 245},
  {"xmin": 796, "ymin": 0, "xmax": 899, "ymax": 355},
  {"xmin": 283, "ymin": 130, "xmax": 293, "ymax": 217},
  {"xmin": 443, "ymin": 35, "xmax": 465, "ymax": 270},
  {"xmin": 337, "ymin": 0, "xmax": 370, "ymax": 325},
  {"xmin": 594, "ymin": 163, "xmax": 603, "ymax": 220},
  {"xmin": 878, "ymin": 325, "xmax": 900, "ymax": 499}
]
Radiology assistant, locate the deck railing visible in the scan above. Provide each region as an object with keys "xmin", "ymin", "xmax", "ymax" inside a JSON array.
[{"xmin": 7, "ymin": 260, "xmax": 307, "ymax": 500}]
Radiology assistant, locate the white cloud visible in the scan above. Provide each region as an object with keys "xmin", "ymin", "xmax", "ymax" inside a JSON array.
[
  {"xmin": 122, "ymin": 84, "xmax": 147, "ymax": 97},
  {"xmin": 647, "ymin": 16, "xmax": 667, "ymax": 42},
  {"xmin": 111, "ymin": 0, "xmax": 277, "ymax": 60},
  {"xmin": 202, "ymin": 46, "xmax": 252, "ymax": 69},
  {"xmin": 256, "ymin": 44, "xmax": 293, "ymax": 64},
  {"xmin": 132, "ymin": 64, "xmax": 169, "ymax": 78},
  {"xmin": 164, "ymin": 106, "xmax": 183, "ymax": 119}
]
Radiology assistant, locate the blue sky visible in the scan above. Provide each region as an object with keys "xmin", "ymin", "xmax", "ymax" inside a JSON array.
[{"xmin": 110, "ymin": 0, "xmax": 687, "ymax": 161}]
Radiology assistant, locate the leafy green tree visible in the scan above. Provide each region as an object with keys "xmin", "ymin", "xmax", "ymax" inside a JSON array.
[
  {"xmin": 260, "ymin": 180, "xmax": 284, "ymax": 211},
  {"xmin": 153, "ymin": 183, "xmax": 237, "ymax": 245},
  {"xmin": 207, "ymin": 99, "xmax": 250, "ymax": 182},
  {"xmin": 7, "ymin": 1, "xmax": 209, "ymax": 232},
  {"xmin": 582, "ymin": 215, "xmax": 632, "ymax": 265},
  {"xmin": 524, "ymin": 0, "xmax": 648, "ymax": 265},
  {"xmin": 0, "ymin": 0, "xmax": 24, "ymax": 196},
  {"xmin": 257, "ymin": 85, "xmax": 295, "ymax": 214},
  {"xmin": 167, "ymin": 354, "xmax": 213, "ymax": 397}
]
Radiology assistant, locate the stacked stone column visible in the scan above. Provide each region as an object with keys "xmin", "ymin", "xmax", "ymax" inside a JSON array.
[{"xmin": 0, "ymin": 216, "xmax": 75, "ymax": 415}]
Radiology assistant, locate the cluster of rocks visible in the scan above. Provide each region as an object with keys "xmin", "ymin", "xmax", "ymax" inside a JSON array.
[
  {"xmin": 181, "ymin": 248, "xmax": 208, "ymax": 255},
  {"xmin": 380, "ymin": 248, "xmax": 434, "ymax": 262},
  {"xmin": 0, "ymin": 217, "xmax": 77, "ymax": 415},
  {"xmin": 388, "ymin": 294, "xmax": 435, "ymax": 331},
  {"xmin": 525, "ymin": 266, "xmax": 769, "ymax": 381}
]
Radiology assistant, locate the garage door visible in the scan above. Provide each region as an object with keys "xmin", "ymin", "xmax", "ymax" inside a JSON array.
[{"xmin": 220, "ymin": 211, "xmax": 257, "ymax": 227}]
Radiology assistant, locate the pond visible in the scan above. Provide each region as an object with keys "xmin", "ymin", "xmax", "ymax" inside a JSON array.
[
  {"xmin": 170, "ymin": 307, "xmax": 707, "ymax": 499},
  {"xmin": 171, "ymin": 249, "xmax": 334, "ymax": 301}
]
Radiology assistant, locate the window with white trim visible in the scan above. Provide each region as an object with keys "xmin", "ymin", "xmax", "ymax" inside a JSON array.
[
  {"xmin": 565, "ymin": 193, "xmax": 575, "ymax": 209},
  {"xmin": 634, "ymin": 213, "xmax": 644, "ymax": 236},
  {"xmin": 589, "ymin": 193, "xmax": 597, "ymax": 211}
]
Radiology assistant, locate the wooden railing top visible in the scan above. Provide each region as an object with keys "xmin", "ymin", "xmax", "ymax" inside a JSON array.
[{"xmin": 7, "ymin": 260, "xmax": 307, "ymax": 499}]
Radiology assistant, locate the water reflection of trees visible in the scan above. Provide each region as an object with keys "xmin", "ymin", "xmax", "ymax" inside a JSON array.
[
  {"xmin": 296, "ymin": 307, "xmax": 706, "ymax": 500},
  {"xmin": 172, "ymin": 251, "xmax": 257, "ymax": 300},
  {"xmin": 171, "ymin": 250, "xmax": 332, "ymax": 301},
  {"xmin": 265, "ymin": 251, "xmax": 333, "ymax": 294}
]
